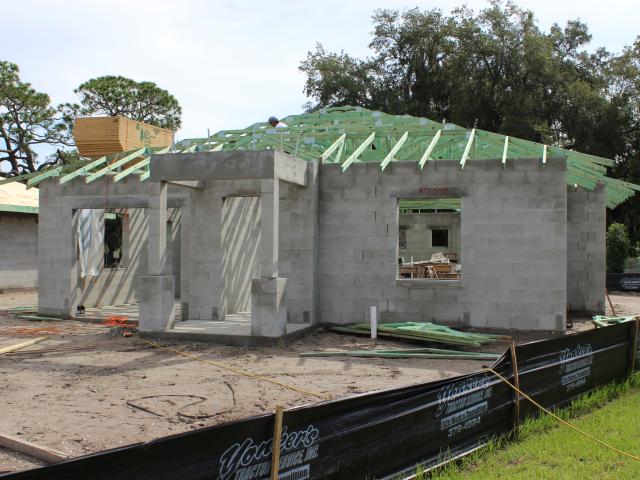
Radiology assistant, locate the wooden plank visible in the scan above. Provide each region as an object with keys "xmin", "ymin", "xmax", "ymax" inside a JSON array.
[
  {"xmin": 270, "ymin": 405, "xmax": 284, "ymax": 480},
  {"xmin": 341, "ymin": 132, "xmax": 375, "ymax": 171},
  {"xmin": 0, "ymin": 336, "xmax": 48, "ymax": 355},
  {"xmin": 0, "ymin": 432, "xmax": 68, "ymax": 464},
  {"xmin": 59, "ymin": 156, "xmax": 108, "ymax": 184},
  {"xmin": 380, "ymin": 131, "xmax": 408, "ymax": 171},
  {"xmin": 85, "ymin": 148, "xmax": 147, "ymax": 183},
  {"xmin": 501, "ymin": 136, "xmax": 509, "ymax": 168},
  {"xmin": 320, "ymin": 133, "xmax": 346, "ymax": 162},
  {"xmin": 418, "ymin": 130, "xmax": 441, "ymax": 169},
  {"xmin": 459, "ymin": 128, "xmax": 476, "ymax": 170},
  {"xmin": 510, "ymin": 341, "xmax": 521, "ymax": 434}
]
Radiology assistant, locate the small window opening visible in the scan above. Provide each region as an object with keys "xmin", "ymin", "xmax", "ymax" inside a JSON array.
[
  {"xmin": 432, "ymin": 229, "xmax": 449, "ymax": 247},
  {"xmin": 397, "ymin": 198, "xmax": 461, "ymax": 280},
  {"xmin": 104, "ymin": 213, "xmax": 124, "ymax": 268}
]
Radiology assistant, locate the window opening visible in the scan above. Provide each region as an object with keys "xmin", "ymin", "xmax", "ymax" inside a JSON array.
[
  {"xmin": 104, "ymin": 213, "xmax": 124, "ymax": 268},
  {"xmin": 397, "ymin": 198, "xmax": 461, "ymax": 280}
]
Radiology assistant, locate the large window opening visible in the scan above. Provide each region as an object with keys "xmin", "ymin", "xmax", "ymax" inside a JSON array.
[
  {"xmin": 104, "ymin": 212, "xmax": 125, "ymax": 268},
  {"xmin": 397, "ymin": 198, "xmax": 461, "ymax": 280}
]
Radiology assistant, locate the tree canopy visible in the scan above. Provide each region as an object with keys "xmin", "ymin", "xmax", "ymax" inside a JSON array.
[
  {"xmin": 0, "ymin": 61, "xmax": 76, "ymax": 176},
  {"xmin": 74, "ymin": 76, "xmax": 182, "ymax": 130},
  {"xmin": 299, "ymin": 0, "xmax": 640, "ymax": 240}
]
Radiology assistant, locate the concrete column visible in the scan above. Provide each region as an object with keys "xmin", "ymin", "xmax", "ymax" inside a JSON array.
[
  {"xmin": 148, "ymin": 181, "xmax": 168, "ymax": 275},
  {"xmin": 251, "ymin": 277, "xmax": 287, "ymax": 337},
  {"xmin": 139, "ymin": 181, "xmax": 175, "ymax": 332},
  {"xmin": 37, "ymin": 179, "xmax": 79, "ymax": 317},
  {"xmin": 260, "ymin": 179, "xmax": 279, "ymax": 278}
]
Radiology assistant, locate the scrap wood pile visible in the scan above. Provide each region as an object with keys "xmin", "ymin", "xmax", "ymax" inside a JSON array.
[
  {"xmin": 330, "ymin": 322, "xmax": 509, "ymax": 347},
  {"xmin": 592, "ymin": 315, "xmax": 637, "ymax": 328},
  {"xmin": 298, "ymin": 322, "xmax": 510, "ymax": 361},
  {"xmin": 300, "ymin": 347, "xmax": 500, "ymax": 361}
]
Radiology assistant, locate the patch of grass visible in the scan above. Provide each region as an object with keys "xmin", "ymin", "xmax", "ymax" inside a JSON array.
[{"xmin": 420, "ymin": 374, "xmax": 640, "ymax": 480}]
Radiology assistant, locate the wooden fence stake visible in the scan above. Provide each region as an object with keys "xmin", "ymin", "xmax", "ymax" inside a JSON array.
[
  {"xmin": 510, "ymin": 341, "xmax": 521, "ymax": 435},
  {"xmin": 605, "ymin": 289, "xmax": 616, "ymax": 316},
  {"xmin": 270, "ymin": 405, "xmax": 284, "ymax": 480},
  {"xmin": 630, "ymin": 318, "xmax": 639, "ymax": 375}
]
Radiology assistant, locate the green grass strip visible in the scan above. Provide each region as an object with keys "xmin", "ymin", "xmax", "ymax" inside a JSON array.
[{"xmin": 417, "ymin": 373, "xmax": 640, "ymax": 480}]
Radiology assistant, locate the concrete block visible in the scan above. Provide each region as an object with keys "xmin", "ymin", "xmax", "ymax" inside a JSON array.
[
  {"xmin": 138, "ymin": 275, "xmax": 175, "ymax": 332},
  {"xmin": 251, "ymin": 277, "xmax": 287, "ymax": 337}
]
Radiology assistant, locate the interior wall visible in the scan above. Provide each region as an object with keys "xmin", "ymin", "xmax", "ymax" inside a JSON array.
[
  {"xmin": 399, "ymin": 212, "xmax": 460, "ymax": 262},
  {"xmin": 221, "ymin": 196, "xmax": 261, "ymax": 315},
  {"xmin": 0, "ymin": 212, "xmax": 38, "ymax": 289}
]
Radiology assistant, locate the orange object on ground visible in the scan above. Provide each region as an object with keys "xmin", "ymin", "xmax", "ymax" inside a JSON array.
[{"xmin": 103, "ymin": 316, "xmax": 138, "ymax": 327}]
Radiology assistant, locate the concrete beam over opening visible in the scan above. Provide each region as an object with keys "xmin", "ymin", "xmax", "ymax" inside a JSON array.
[{"xmin": 149, "ymin": 150, "xmax": 308, "ymax": 186}]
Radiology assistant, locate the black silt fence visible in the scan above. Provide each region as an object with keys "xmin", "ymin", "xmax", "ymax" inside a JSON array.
[{"xmin": 2, "ymin": 321, "xmax": 639, "ymax": 480}]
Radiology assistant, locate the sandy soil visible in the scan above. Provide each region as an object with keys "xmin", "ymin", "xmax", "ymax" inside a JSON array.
[{"xmin": 0, "ymin": 291, "xmax": 638, "ymax": 473}]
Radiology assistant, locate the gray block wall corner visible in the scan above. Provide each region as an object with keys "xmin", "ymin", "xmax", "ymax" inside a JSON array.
[{"xmin": 567, "ymin": 183, "xmax": 606, "ymax": 314}]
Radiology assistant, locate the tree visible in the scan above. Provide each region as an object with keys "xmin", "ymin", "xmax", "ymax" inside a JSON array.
[
  {"xmin": 300, "ymin": 1, "xmax": 640, "ymax": 243},
  {"xmin": 0, "ymin": 61, "xmax": 76, "ymax": 176},
  {"xmin": 607, "ymin": 223, "xmax": 631, "ymax": 273},
  {"xmin": 74, "ymin": 76, "xmax": 182, "ymax": 130}
]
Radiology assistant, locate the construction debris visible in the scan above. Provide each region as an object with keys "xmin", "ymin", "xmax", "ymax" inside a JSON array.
[
  {"xmin": 592, "ymin": 315, "xmax": 637, "ymax": 328},
  {"xmin": 0, "ymin": 432, "xmax": 68, "ymax": 464},
  {"xmin": 300, "ymin": 347, "xmax": 500, "ymax": 361},
  {"xmin": 330, "ymin": 322, "xmax": 510, "ymax": 348},
  {"xmin": 0, "ymin": 336, "xmax": 48, "ymax": 355}
]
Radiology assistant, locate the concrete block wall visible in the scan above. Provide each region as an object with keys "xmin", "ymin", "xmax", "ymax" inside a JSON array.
[
  {"xmin": 279, "ymin": 160, "xmax": 319, "ymax": 324},
  {"xmin": 38, "ymin": 177, "xmax": 186, "ymax": 316},
  {"xmin": 399, "ymin": 211, "xmax": 460, "ymax": 262},
  {"xmin": 38, "ymin": 180, "xmax": 79, "ymax": 316},
  {"xmin": 317, "ymin": 158, "xmax": 568, "ymax": 331},
  {"xmin": 222, "ymin": 196, "xmax": 260, "ymax": 313},
  {"xmin": 185, "ymin": 179, "xmax": 262, "ymax": 320},
  {"xmin": 0, "ymin": 212, "xmax": 38, "ymax": 289},
  {"xmin": 184, "ymin": 166, "xmax": 319, "ymax": 324},
  {"xmin": 68, "ymin": 207, "xmax": 181, "ymax": 308},
  {"xmin": 567, "ymin": 184, "xmax": 606, "ymax": 313},
  {"xmin": 78, "ymin": 209, "xmax": 144, "ymax": 307}
]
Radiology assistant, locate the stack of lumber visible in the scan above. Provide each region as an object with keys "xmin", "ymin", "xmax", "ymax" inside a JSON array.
[
  {"xmin": 73, "ymin": 117, "xmax": 174, "ymax": 159},
  {"xmin": 330, "ymin": 322, "xmax": 509, "ymax": 348},
  {"xmin": 592, "ymin": 315, "xmax": 637, "ymax": 328},
  {"xmin": 300, "ymin": 347, "xmax": 500, "ymax": 361}
]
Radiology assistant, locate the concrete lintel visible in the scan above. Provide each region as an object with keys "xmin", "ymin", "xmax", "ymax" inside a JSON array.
[
  {"xmin": 151, "ymin": 150, "xmax": 277, "ymax": 181},
  {"xmin": 274, "ymin": 150, "xmax": 308, "ymax": 186},
  {"xmin": 166, "ymin": 180, "xmax": 203, "ymax": 190},
  {"xmin": 150, "ymin": 150, "xmax": 308, "ymax": 185}
]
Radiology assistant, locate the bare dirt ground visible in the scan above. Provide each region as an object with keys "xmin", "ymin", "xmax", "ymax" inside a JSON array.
[{"xmin": 0, "ymin": 290, "xmax": 638, "ymax": 473}]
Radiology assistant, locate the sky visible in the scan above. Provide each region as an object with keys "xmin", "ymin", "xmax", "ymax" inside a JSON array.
[{"xmin": 5, "ymin": 0, "xmax": 640, "ymax": 149}]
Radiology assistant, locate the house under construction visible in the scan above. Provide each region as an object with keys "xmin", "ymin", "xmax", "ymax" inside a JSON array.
[{"xmin": 7, "ymin": 106, "xmax": 638, "ymax": 343}]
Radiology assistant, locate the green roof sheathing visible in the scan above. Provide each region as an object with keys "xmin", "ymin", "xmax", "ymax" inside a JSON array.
[{"xmin": 2, "ymin": 106, "xmax": 638, "ymax": 208}]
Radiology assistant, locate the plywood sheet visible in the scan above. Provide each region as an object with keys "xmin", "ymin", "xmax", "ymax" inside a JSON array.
[{"xmin": 74, "ymin": 117, "xmax": 174, "ymax": 158}]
